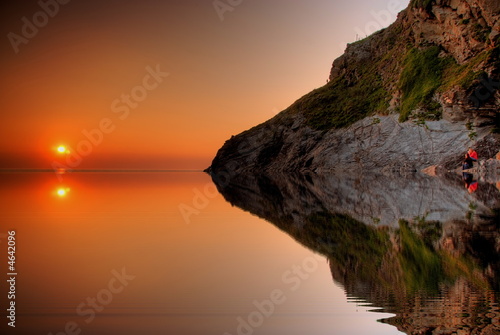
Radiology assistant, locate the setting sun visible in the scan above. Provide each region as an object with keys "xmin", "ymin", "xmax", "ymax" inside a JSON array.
[
  {"xmin": 56, "ymin": 188, "xmax": 70, "ymax": 197},
  {"xmin": 57, "ymin": 145, "xmax": 67, "ymax": 153}
]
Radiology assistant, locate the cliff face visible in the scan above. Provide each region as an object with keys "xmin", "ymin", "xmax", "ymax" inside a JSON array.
[{"xmin": 209, "ymin": 0, "xmax": 500, "ymax": 175}]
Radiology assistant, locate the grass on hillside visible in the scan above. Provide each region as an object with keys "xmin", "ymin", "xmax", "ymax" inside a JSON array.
[
  {"xmin": 440, "ymin": 49, "xmax": 492, "ymax": 90},
  {"xmin": 398, "ymin": 46, "xmax": 493, "ymax": 121},
  {"xmin": 292, "ymin": 35, "xmax": 497, "ymax": 130},
  {"xmin": 297, "ymin": 61, "xmax": 391, "ymax": 131},
  {"xmin": 398, "ymin": 46, "xmax": 445, "ymax": 121}
]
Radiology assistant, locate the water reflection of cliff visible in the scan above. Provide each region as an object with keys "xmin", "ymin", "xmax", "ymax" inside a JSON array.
[{"xmin": 211, "ymin": 171, "xmax": 500, "ymax": 335}]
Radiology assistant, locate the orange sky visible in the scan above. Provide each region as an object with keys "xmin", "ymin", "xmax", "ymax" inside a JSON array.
[{"xmin": 0, "ymin": 0, "xmax": 408, "ymax": 169}]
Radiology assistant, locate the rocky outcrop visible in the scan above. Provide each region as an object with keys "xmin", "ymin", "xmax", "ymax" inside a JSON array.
[
  {"xmin": 211, "ymin": 112, "xmax": 500, "ymax": 175},
  {"xmin": 413, "ymin": 0, "xmax": 500, "ymax": 63},
  {"xmin": 208, "ymin": 0, "xmax": 500, "ymax": 176}
]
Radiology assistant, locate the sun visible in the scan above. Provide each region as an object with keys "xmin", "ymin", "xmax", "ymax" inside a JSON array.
[
  {"xmin": 56, "ymin": 145, "xmax": 70, "ymax": 154},
  {"xmin": 56, "ymin": 187, "xmax": 70, "ymax": 197}
]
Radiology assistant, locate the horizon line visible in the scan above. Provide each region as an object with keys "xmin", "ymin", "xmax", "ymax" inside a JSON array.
[{"xmin": 0, "ymin": 168, "xmax": 205, "ymax": 173}]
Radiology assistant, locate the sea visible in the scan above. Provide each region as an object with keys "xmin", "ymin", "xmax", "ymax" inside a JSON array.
[{"xmin": 0, "ymin": 170, "xmax": 498, "ymax": 335}]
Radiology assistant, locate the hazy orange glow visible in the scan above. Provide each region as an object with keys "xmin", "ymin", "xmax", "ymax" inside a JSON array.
[{"xmin": 0, "ymin": 1, "xmax": 407, "ymax": 169}]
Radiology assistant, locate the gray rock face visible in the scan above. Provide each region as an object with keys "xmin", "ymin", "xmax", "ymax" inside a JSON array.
[
  {"xmin": 305, "ymin": 115, "xmax": 485, "ymax": 173},
  {"xmin": 209, "ymin": 111, "xmax": 500, "ymax": 176}
]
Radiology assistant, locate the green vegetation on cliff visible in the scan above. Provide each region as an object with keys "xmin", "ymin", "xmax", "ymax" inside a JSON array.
[
  {"xmin": 288, "ymin": 0, "xmax": 500, "ymax": 131},
  {"xmin": 298, "ymin": 42, "xmax": 496, "ymax": 129},
  {"xmin": 399, "ymin": 46, "xmax": 495, "ymax": 121},
  {"xmin": 299, "ymin": 73, "xmax": 390, "ymax": 131},
  {"xmin": 399, "ymin": 46, "xmax": 445, "ymax": 121},
  {"xmin": 440, "ymin": 50, "xmax": 491, "ymax": 90},
  {"xmin": 296, "ymin": 47, "xmax": 394, "ymax": 131}
]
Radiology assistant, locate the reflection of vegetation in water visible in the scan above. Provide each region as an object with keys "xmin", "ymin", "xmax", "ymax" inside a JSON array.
[
  {"xmin": 413, "ymin": 217, "xmax": 442, "ymax": 246},
  {"xmin": 400, "ymin": 217, "xmax": 491, "ymax": 291},
  {"xmin": 398, "ymin": 220, "xmax": 444, "ymax": 293},
  {"xmin": 293, "ymin": 211, "xmax": 498, "ymax": 333},
  {"xmin": 302, "ymin": 212, "xmax": 492, "ymax": 295},
  {"xmin": 440, "ymin": 253, "xmax": 488, "ymax": 290},
  {"xmin": 307, "ymin": 212, "xmax": 390, "ymax": 280}
]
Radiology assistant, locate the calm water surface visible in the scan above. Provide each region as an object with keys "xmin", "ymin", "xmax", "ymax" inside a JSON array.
[{"xmin": 0, "ymin": 171, "xmax": 498, "ymax": 334}]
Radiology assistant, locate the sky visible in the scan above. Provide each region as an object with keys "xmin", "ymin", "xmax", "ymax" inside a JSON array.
[{"xmin": 0, "ymin": 0, "xmax": 409, "ymax": 169}]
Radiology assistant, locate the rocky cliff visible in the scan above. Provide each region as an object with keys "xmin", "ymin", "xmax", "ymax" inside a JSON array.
[{"xmin": 208, "ymin": 0, "xmax": 500, "ymax": 175}]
